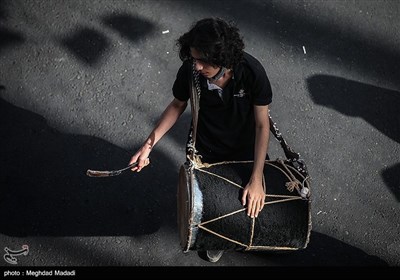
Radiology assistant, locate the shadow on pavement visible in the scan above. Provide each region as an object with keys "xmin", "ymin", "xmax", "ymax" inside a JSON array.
[
  {"xmin": 102, "ymin": 13, "xmax": 155, "ymax": 43},
  {"xmin": 249, "ymin": 231, "xmax": 388, "ymax": 266},
  {"xmin": 0, "ymin": 0, "xmax": 4, "ymax": 18},
  {"xmin": 60, "ymin": 13, "xmax": 155, "ymax": 67},
  {"xmin": 381, "ymin": 163, "xmax": 400, "ymax": 202},
  {"xmin": 171, "ymin": 0, "xmax": 400, "ymax": 88},
  {"xmin": 0, "ymin": 1, "xmax": 24, "ymax": 54},
  {"xmin": 0, "ymin": 95, "xmax": 177, "ymax": 237},
  {"xmin": 61, "ymin": 27, "xmax": 111, "ymax": 67},
  {"xmin": 0, "ymin": 28, "xmax": 24, "ymax": 54},
  {"xmin": 307, "ymin": 75, "xmax": 400, "ymax": 201},
  {"xmin": 307, "ymin": 75, "xmax": 399, "ymax": 144}
]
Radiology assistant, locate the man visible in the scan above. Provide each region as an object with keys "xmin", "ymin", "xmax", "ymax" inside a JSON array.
[{"xmin": 129, "ymin": 18, "xmax": 272, "ymax": 262}]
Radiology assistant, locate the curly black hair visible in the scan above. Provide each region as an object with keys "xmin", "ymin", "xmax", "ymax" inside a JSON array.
[{"xmin": 177, "ymin": 18, "xmax": 245, "ymax": 69}]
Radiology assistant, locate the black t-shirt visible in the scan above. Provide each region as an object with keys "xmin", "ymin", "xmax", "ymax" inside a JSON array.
[{"xmin": 173, "ymin": 52, "xmax": 272, "ymax": 162}]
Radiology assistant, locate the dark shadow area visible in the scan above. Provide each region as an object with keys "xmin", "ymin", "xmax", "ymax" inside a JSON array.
[
  {"xmin": 0, "ymin": 96, "xmax": 178, "ymax": 237},
  {"xmin": 0, "ymin": 1, "xmax": 24, "ymax": 54},
  {"xmin": 102, "ymin": 13, "xmax": 155, "ymax": 42},
  {"xmin": 0, "ymin": 2, "xmax": 4, "ymax": 19},
  {"xmin": 0, "ymin": 28, "xmax": 24, "ymax": 54},
  {"xmin": 250, "ymin": 231, "xmax": 387, "ymax": 266},
  {"xmin": 0, "ymin": 0, "xmax": 6, "ymax": 20},
  {"xmin": 169, "ymin": 0, "xmax": 400, "ymax": 87},
  {"xmin": 61, "ymin": 27, "xmax": 110, "ymax": 66},
  {"xmin": 307, "ymin": 75, "xmax": 400, "ymax": 144},
  {"xmin": 381, "ymin": 163, "xmax": 400, "ymax": 202},
  {"xmin": 307, "ymin": 75, "xmax": 399, "ymax": 202}
]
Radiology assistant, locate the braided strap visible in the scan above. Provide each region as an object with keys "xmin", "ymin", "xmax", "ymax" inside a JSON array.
[
  {"xmin": 187, "ymin": 62, "xmax": 202, "ymax": 167},
  {"xmin": 268, "ymin": 113, "xmax": 309, "ymax": 179}
]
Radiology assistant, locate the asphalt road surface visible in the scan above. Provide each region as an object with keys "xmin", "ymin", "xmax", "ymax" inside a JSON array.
[{"xmin": 0, "ymin": 0, "xmax": 399, "ymax": 272}]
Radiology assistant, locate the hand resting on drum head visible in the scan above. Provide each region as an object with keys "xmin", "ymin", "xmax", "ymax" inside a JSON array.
[{"xmin": 242, "ymin": 177, "xmax": 266, "ymax": 218}]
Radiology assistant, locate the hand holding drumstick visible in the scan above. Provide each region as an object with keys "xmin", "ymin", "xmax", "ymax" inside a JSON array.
[
  {"xmin": 86, "ymin": 144, "xmax": 151, "ymax": 177},
  {"xmin": 86, "ymin": 157, "xmax": 150, "ymax": 177},
  {"xmin": 128, "ymin": 140, "xmax": 152, "ymax": 172}
]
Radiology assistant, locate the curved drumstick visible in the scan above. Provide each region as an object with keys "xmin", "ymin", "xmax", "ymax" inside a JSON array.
[{"xmin": 86, "ymin": 162, "xmax": 138, "ymax": 177}]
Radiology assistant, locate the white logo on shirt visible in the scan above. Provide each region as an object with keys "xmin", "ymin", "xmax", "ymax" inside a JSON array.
[{"xmin": 234, "ymin": 89, "xmax": 247, "ymax": 98}]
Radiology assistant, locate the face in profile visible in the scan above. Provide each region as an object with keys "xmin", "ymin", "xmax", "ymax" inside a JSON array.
[{"xmin": 190, "ymin": 47, "xmax": 221, "ymax": 79}]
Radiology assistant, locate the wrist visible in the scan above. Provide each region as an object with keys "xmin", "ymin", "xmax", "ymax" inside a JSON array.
[
  {"xmin": 143, "ymin": 140, "xmax": 154, "ymax": 150},
  {"xmin": 250, "ymin": 172, "xmax": 263, "ymax": 183}
]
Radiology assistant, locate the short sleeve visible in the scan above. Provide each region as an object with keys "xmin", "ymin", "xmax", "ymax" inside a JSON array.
[
  {"xmin": 241, "ymin": 53, "xmax": 272, "ymax": 106},
  {"xmin": 172, "ymin": 61, "xmax": 191, "ymax": 102},
  {"xmin": 251, "ymin": 62, "xmax": 273, "ymax": 106}
]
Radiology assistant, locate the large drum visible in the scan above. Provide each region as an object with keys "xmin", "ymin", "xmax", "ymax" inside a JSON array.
[{"xmin": 177, "ymin": 160, "xmax": 311, "ymax": 252}]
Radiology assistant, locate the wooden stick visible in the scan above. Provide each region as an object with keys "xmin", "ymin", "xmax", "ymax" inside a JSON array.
[{"xmin": 86, "ymin": 162, "xmax": 138, "ymax": 177}]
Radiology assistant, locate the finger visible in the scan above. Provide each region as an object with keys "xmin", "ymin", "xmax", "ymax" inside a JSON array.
[
  {"xmin": 138, "ymin": 157, "xmax": 150, "ymax": 172},
  {"xmin": 252, "ymin": 200, "xmax": 258, "ymax": 218},
  {"xmin": 129, "ymin": 157, "xmax": 138, "ymax": 171},
  {"xmin": 260, "ymin": 197, "xmax": 265, "ymax": 211},
  {"xmin": 131, "ymin": 163, "xmax": 139, "ymax": 172},
  {"xmin": 136, "ymin": 159, "xmax": 144, "ymax": 172},
  {"xmin": 142, "ymin": 158, "xmax": 150, "ymax": 168},
  {"xmin": 247, "ymin": 199, "xmax": 254, "ymax": 217},
  {"xmin": 242, "ymin": 190, "xmax": 248, "ymax": 206},
  {"xmin": 255, "ymin": 200, "xmax": 262, "ymax": 218},
  {"xmin": 137, "ymin": 165, "xmax": 145, "ymax": 172},
  {"xmin": 131, "ymin": 166, "xmax": 139, "ymax": 172}
]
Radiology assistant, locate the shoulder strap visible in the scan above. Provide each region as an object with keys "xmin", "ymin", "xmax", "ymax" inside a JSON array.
[
  {"xmin": 187, "ymin": 63, "xmax": 201, "ymax": 162},
  {"xmin": 268, "ymin": 113, "xmax": 309, "ymax": 177}
]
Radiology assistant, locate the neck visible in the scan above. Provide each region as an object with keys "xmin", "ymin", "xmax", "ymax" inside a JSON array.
[{"xmin": 209, "ymin": 67, "xmax": 227, "ymax": 82}]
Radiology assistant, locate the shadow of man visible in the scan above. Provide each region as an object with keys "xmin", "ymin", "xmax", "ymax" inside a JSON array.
[
  {"xmin": 0, "ymin": 96, "xmax": 177, "ymax": 237},
  {"xmin": 307, "ymin": 75, "xmax": 400, "ymax": 201}
]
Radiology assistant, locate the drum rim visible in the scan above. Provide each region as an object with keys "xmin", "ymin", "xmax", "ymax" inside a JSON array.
[
  {"xmin": 178, "ymin": 164, "xmax": 204, "ymax": 252},
  {"xmin": 177, "ymin": 165, "xmax": 191, "ymax": 252}
]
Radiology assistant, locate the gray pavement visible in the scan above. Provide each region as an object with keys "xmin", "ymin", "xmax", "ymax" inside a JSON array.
[{"xmin": 0, "ymin": 0, "xmax": 399, "ymax": 270}]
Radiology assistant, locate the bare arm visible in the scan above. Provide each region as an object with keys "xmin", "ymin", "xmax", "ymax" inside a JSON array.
[
  {"xmin": 242, "ymin": 104, "xmax": 270, "ymax": 218},
  {"xmin": 129, "ymin": 98, "xmax": 188, "ymax": 171}
]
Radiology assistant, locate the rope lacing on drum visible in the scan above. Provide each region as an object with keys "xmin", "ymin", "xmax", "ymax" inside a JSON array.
[
  {"xmin": 193, "ymin": 161, "xmax": 306, "ymax": 251},
  {"xmin": 277, "ymin": 159, "xmax": 310, "ymax": 199},
  {"xmin": 187, "ymin": 154, "xmax": 210, "ymax": 169}
]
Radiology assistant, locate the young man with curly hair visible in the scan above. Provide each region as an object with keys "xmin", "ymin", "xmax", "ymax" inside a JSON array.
[{"xmin": 129, "ymin": 18, "xmax": 272, "ymax": 263}]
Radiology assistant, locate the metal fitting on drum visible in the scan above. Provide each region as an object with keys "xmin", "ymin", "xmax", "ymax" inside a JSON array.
[{"xmin": 300, "ymin": 187, "xmax": 309, "ymax": 199}]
